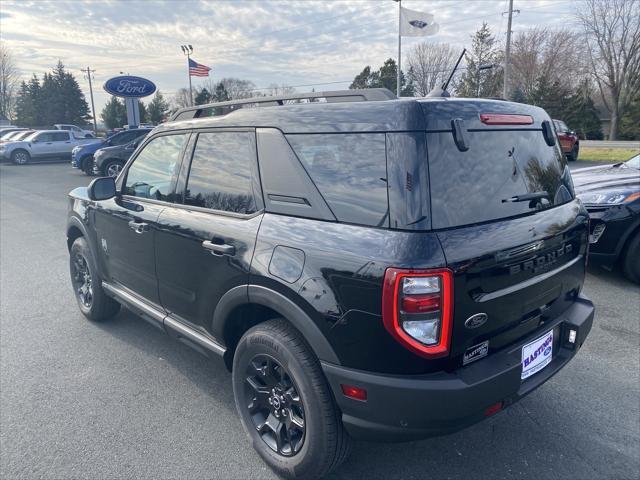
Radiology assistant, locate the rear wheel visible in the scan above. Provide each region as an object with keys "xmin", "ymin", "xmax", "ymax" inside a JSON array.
[
  {"xmin": 622, "ymin": 233, "xmax": 640, "ymax": 284},
  {"xmin": 567, "ymin": 144, "xmax": 579, "ymax": 161},
  {"xmin": 232, "ymin": 319, "xmax": 351, "ymax": 480},
  {"xmin": 104, "ymin": 159, "xmax": 124, "ymax": 178},
  {"xmin": 69, "ymin": 237, "xmax": 120, "ymax": 321},
  {"xmin": 11, "ymin": 149, "xmax": 30, "ymax": 165}
]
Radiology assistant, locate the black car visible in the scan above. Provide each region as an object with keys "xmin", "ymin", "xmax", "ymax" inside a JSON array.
[
  {"xmin": 573, "ymin": 154, "xmax": 640, "ymax": 282},
  {"xmin": 67, "ymin": 90, "xmax": 594, "ymax": 479},
  {"xmin": 93, "ymin": 134, "xmax": 149, "ymax": 177}
]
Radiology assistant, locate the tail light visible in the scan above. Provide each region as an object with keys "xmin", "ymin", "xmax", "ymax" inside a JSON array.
[
  {"xmin": 382, "ymin": 268, "xmax": 453, "ymax": 358},
  {"xmin": 480, "ymin": 113, "xmax": 533, "ymax": 125}
]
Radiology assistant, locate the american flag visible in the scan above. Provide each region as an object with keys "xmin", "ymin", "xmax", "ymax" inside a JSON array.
[{"xmin": 189, "ymin": 58, "xmax": 211, "ymax": 77}]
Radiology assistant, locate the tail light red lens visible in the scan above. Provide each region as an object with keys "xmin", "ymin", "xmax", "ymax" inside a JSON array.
[{"xmin": 382, "ymin": 268, "xmax": 453, "ymax": 358}]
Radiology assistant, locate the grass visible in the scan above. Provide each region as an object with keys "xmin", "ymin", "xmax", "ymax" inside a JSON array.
[{"xmin": 578, "ymin": 147, "xmax": 639, "ymax": 162}]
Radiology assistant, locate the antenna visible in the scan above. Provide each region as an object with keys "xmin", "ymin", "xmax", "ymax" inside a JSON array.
[{"xmin": 442, "ymin": 48, "xmax": 466, "ymax": 92}]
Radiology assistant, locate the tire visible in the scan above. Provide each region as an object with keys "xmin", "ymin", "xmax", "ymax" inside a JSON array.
[
  {"xmin": 567, "ymin": 144, "xmax": 579, "ymax": 161},
  {"xmin": 232, "ymin": 319, "xmax": 351, "ymax": 480},
  {"xmin": 11, "ymin": 149, "xmax": 30, "ymax": 165},
  {"xmin": 104, "ymin": 159, "xmax": 124, "ymax": 178},
  {"xmin": 69, "ymin": 237, "xmax": 120, "ymax": 321},
  {"xmin": 81, "ymin": 156, "xmax": 95, "ymax": 176},
  {"xmin": 621, "ymin": 233, "xmax": 640, "ymax": 284}
]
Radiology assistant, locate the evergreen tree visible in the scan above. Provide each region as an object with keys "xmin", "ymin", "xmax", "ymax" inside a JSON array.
[
  {"xmin": 565, "ymin": 80, "xmax": 603, "ymax": 140},
  {"xmin": 195, "ymin": 87, "xmax": 212, "ymax": 105},
  {"xmin": 138, "ymin": 101, "xmax": 148, "ymax": 123},
  {"xmin": 530, "ymin": 75, "xmax": 570, "ymax": 119},
  {"xmin": 214, "ymin": 83, "xmax": 230, "ymax": 102},
  {"xmin": 349, "ymin": 59, "xmax": 413, "ymax": 96},
  {"xmin": 147, "ymin": 91, "xmax": 169, "ymax": 124},
  {"xmin": 456, "ymin": 23, "xmax": 503, "ymax": 98},
  {"xmin": 619, "ymin": 94, "xmax": 640, "ymax": 141},
  {"xmin": 14, "ymin": 76, "xmax": 40, "ymax": 127},
  {"xmin": 510, "ymin": 86, "xmax": 528, "ymax": 104},
  {"xmin": 100, "ymin": 96, "xmax": 127, "ymax": 129}
]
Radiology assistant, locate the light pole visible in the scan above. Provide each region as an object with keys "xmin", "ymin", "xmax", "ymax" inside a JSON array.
[
  {"xmin": 181, "ymin": 44, "xmax": 194, "ymax": 106},
  {"xmin": 81, "ymin": 67, "xmax": 97, "ymax": 135}
]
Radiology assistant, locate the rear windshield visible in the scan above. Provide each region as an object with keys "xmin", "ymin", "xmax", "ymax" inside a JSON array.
[{"xmin": 427, "ymin": 130, "xmax": 574, "ymax": 229}]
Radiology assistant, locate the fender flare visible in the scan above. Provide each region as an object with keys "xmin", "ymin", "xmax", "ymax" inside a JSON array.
[
  {"xmin": 211, "ymin": 284, "xmax": 341, "ymax": 365},
  {"xmin": 67, "ymin": 216, "xmax": 100, "ymax": 267}
]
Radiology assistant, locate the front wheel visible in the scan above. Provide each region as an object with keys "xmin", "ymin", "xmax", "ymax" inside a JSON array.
[
  {"xmin": 232, "ymin": 319, "xmax": 351, "ymax": 480},
  {"xmin": 82, "ymin": 156, "xmax": 95, "ymax": 175},
  {"xmin": 69, "ymin": 237, "xmax": 120, "ymax": 321},
  {"xmin": 11, "ymin": 149, "xmax": 30, "ymax": 165},
  {"xmin": 567, "ymin": 144, "xmax": 579, "ymax": 161},
  {"xmin": 104, "ymin": 159, "xmax": 124, "ymax": 178}
]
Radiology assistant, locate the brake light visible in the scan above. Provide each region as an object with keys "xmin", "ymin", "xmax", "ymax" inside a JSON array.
[
  {"xmin": 382, "ymin": 268, "xmax": 453, "ymax": 358},
  {"xmin": 480, "ymin": 113, "xmax": 533, "ymax": 125}
]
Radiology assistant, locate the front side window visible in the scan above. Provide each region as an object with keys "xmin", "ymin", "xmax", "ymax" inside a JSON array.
[
  {"xmin": 123, "ymin": 134, "xmax": 187, "ymax": 201},
  {"xmin": 184, "ymin": 131, "xmax": 257, "ymax": 214},
  {"xmin": 35, "ymin": 133, "xmax": 53, "ymax": 142},
  {"xmin": 286, "ymin": 133, "xmax": 388, "ymax": 227}
]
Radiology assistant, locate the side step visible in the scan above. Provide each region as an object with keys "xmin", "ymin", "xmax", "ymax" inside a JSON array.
[{"xmin": 102, "ymin": 282, "xmax": 226, "ymax": 358}]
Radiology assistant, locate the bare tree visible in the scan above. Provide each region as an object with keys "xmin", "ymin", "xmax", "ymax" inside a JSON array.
[
  {"xmin": 265, "ymin": 83, "xmax": 296, "ymax": 97},
  {"xmin": 510, "ymin": 28, "xmax": 585, "ymax": 100},
  {"xmin": 171, "ymin": 88, "xmax": 192, "ymax": 110},
  {"xmin": 406, "ymin": 42, "xmax": 459, "ymax": 96},
  {"xmin": 578, "ymin": 0, "xmax": 640, "ymax": 139},
  {"xmin": 199, "ymin": 77, "xmax": 257, "ymax": 100},
  {"xmin": 0, "ymin": 42, "xmax": 19, "ymax": 121}
]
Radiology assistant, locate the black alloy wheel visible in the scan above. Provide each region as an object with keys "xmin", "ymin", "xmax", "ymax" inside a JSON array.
[
  {"xmin": 71, "ymin": 250, "xmax": 93, "ymax": 308},
  {"xmin": 244, "ymin": 354, "xmax": 306, "ymax": 456}
]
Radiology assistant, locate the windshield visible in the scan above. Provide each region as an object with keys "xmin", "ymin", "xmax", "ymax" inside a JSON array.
[
  {"xmin": 1, "ymin": 131, "xmax": 23, "ymax": 140},
  {"xmin": 14, "ymin": 131, "xmax": 35, "ymax": 141},
  {"xmin": 626, "ymin": 154, "xmax": 640, "ymax": 169}
]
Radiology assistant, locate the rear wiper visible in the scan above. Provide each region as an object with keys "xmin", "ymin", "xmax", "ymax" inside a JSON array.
[{"xmin": 502, "ymin": 191, "xmax": 549, "ymax": 203}]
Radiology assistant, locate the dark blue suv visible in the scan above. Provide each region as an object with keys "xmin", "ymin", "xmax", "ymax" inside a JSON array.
[{"xmin": 71, "ymin": 128, "xmax": 151, "ymax": 175}]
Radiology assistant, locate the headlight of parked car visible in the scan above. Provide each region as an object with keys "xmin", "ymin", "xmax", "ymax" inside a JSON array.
[{"xmin": 577, "ymin": 189, "xmax": 640, "ymax": 206}]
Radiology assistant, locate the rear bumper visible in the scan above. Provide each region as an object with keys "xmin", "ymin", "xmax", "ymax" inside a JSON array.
[{"xmin": 322, "ymin": 294, "xmax": 594, "ymax": 442}]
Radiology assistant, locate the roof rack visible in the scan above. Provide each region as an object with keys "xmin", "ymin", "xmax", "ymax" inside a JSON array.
[{"xmin": 170, "ymin": 88, "xmax": 396, "ymax": 121}]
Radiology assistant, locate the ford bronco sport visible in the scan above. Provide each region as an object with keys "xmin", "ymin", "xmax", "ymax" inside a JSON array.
[{"xmin": 67, "ymin": 89, "xmax": 594, "ymax": 479}]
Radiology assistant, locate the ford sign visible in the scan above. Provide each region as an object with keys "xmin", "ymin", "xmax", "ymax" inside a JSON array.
[{"xmin": 103, "ymin": 76, "xmax": 156, "ymax": 98}]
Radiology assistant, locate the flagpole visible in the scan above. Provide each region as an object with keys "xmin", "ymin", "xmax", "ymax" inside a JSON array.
[
  {"xmin": 397, "ymin": 0, "xmax": 401, "ymax": 97},
  {"xmin": 187, "ymin": 53, "xmax": 193, "ymax": 106}
]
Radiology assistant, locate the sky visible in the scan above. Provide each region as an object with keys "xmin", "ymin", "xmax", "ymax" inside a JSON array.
[{"xmin": 0, "ymin": 0, "xmax": 578, "ymax": 117}]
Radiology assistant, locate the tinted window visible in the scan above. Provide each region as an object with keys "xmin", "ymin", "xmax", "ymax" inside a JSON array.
[
  {"xmin": 51, "ymin": 132, "xmax": 69, "ymax": 141},
  {"xmin": 286, "ymin": 133, "xmax": 388, "ymax": 227},
  {"xmin": 123, "ymin": 134, "xmax": 187, "ymax": 200},
  {"xmin": 184, "ymin": 132, "xmax": 257, "ymax": 214},
  {"xmin": 111, "ymin": 131, "xmax": 140, "ymax": 146},
  {"xmin": 427, "ymin": 130, "xmax": 573, "ymax": 229}
]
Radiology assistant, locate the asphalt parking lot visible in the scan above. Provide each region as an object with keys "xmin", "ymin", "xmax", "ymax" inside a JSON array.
[{"xmin": 1, "ymin": 162, "xmax": 639, "ymax": 480}]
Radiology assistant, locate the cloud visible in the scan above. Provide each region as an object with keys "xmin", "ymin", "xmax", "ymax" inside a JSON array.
[{"xmin": 0, "ymin": 0, "xmax": 576, "ymax": 113}]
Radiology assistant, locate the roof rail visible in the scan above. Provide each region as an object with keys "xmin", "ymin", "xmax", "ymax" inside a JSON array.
[{"xmin": 170, "ymin": 88, "xmax": 396, "ymax": 121}]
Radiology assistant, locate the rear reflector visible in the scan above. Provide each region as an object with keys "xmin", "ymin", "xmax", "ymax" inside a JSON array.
[
  {"xmin": 341, "ymin": 384, "xmax": 367, "ymax": 401},
  {"xmin": 480, "ymin": 113, "xmax": 533, "ymax": 125},
  {"xmin": 401, "ymin": 294, "xmax": 440, "ymax": 313},
  {"xmin": 484, "ymin": 401, "xmax": 503, "ymax": 417}
]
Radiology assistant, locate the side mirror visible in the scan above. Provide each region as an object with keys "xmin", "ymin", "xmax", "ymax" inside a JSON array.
[{"xmin": 88, "ymin": 177, "xmax": 116, "ymax": 201}]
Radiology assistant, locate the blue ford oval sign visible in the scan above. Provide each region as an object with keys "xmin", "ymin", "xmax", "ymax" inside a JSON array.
[{"xmin": 103, "ymin": 76, "xmax": 156, "ymax": 98}]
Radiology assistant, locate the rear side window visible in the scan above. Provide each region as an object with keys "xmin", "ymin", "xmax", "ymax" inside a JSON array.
[
  {"xmin": 286, "ymin": 133, "xmax": 388, "ymax": 227},
  {"xmin": 51, "ymin": 132, "xmax": 69, "ymax": 141},
  {"xmin": 184, "ymin": 131, "xmax": 258, "ymax": 214},
  {"xmin": 427, "ymin": 130, "xmax": 573, "ymax": 229}
]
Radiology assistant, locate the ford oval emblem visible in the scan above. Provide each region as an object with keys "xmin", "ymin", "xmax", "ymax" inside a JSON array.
[
  {"xmin": 409, "ymin": 20, "xmax": 429, "ymax": 29},
  {"xmin": 465, "ymin": 313, "xmax": 488, "ymax": 329},
  {"xmin": 103, "ymin": 75, "xmax": 156, "ymax": 98}
]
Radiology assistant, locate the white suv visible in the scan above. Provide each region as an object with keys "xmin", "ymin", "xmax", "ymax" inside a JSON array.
[
  {"xmin": 54, "ymin": 124, "xmax": 95, "ymax": 138},
  {"xmin": 0, "ymin": 130, "xmax": 97, "ymax": 164}
]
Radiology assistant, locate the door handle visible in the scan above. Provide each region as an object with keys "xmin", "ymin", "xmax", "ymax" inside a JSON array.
[
  {"xmin": 202, "ymin": 240, "xmax": 236, "ymax": 256},
  {"xmin": 128, "ymin": 220, "xmax": 149, "ymax": 234}
]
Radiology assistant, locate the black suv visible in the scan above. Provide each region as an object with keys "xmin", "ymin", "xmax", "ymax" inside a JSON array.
[{"xmin": 67, "ymin": 89, "xmax": 594, "ymax": 479}]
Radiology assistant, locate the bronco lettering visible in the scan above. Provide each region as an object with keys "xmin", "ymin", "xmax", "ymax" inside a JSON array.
[{"xmin": 508, "ymin": 243, "xmax": 573, "ymax": 275}]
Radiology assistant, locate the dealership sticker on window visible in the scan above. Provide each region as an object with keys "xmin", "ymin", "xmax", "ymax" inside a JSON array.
[{"xmin": 521, "ymin": 330, "xmax": 553, "ymax": 380}]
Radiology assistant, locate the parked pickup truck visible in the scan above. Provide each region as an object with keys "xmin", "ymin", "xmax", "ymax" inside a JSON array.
[
  {"xmin": 54, "ymin": 124, "xmax": 95, "ymax": 138},
  {"xmin": 0, "ymin": 130, "xmax": 97, "ymax": 164}
]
